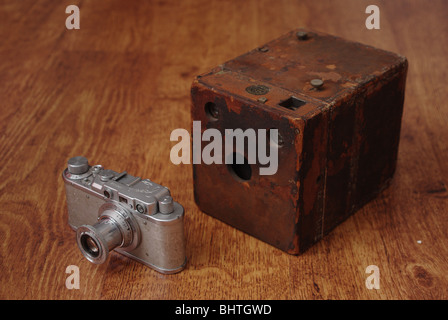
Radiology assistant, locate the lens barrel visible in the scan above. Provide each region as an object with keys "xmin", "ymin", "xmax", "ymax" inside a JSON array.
[{"xmin": 76, "ymin": 203, "xmax": 140, "ymax": 264}]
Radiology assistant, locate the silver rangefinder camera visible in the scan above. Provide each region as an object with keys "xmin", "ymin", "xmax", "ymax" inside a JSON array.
[{"xmin": 62, "ymin": 156, "xmax": 186, "ymax": 274}]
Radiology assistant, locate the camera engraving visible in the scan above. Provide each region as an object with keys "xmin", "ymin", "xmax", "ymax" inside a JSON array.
[{"xmin": 62, "ymin": 156, "xmax": 186, "ymax": 274}]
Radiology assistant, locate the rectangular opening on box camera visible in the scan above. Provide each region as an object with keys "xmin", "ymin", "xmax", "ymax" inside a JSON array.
[{"xmin": 278, "ymin": 96, "xmax": 307, "ymax": 110}]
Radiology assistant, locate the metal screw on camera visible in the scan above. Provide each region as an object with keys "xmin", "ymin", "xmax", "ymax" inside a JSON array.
[
  {"xmin": 258, "ymin": 97, "xmax": 268, "ymax": 104},
  {"xmin": 311, "ymin": 78, "xmax": 324, "ymax": 90}
]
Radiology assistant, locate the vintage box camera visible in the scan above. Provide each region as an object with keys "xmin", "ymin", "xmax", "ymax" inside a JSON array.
[
  {"xmin": 62, "ymin": 156, "xmax": 186, "ymax": 274},
  {"xmin": 191, "ymin": 29, "xmax": 408, "ymax": 254}
]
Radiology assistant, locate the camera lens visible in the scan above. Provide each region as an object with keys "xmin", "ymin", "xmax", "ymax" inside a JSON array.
[
  {"xmin": 80, "ymin": 234, "xmax": 100, "ymax": 258},
  {"xmin": 75, "ymin": 203, "xmax": 140, "ymax": 265},
  {"xmin": 76, "ymin": 202, "xmax": 140, "ymax": 264},
  {"xmin": 76, "ymin": 221, "xmax": 122, "ymax": 265}
]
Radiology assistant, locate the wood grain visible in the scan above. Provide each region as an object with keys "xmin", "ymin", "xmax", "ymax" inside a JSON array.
[{"xmin": 0, "ymin": 0, "xmax": 447, "ymax": 300}]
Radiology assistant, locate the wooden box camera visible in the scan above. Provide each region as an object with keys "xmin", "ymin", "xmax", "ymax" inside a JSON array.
[{"xmin": 191, "ymin": 29, "xmax": 408, "ymax": 254}]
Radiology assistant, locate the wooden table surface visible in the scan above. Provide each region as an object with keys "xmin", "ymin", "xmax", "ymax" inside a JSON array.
[{"xmin": 1, "ymin": 0, "xmax": 447, "ymax": 300}]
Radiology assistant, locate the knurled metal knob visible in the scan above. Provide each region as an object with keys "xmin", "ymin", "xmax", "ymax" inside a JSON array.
[
  {"xmin": 68, "ymin": 156, "xmax": 89, "ymax": 175},
  {"xmin": 159, "ymin": 195, "xmax": 174, "ymax": 214},
  {"xmin": 99, "ymin": 169, "xmax": 115, "ymax": 181}
]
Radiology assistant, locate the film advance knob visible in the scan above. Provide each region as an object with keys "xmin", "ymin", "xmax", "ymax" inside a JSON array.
[{"xmin": 68, "ymin": 156, "xmax": 89, "ymax": 175}]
